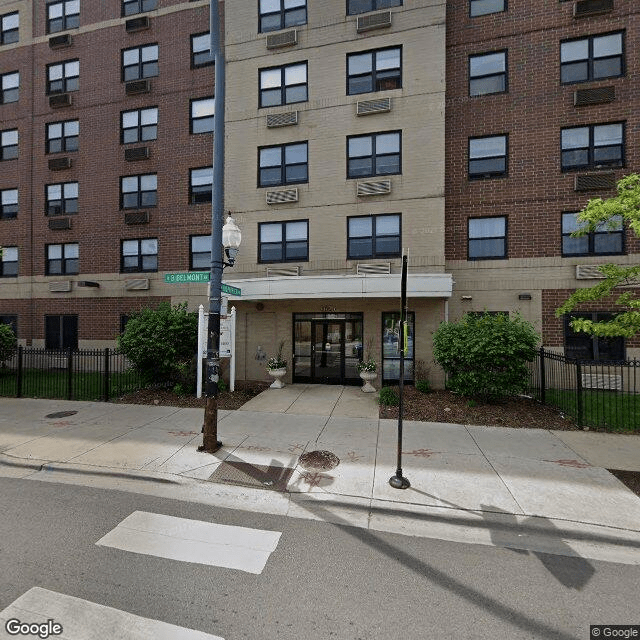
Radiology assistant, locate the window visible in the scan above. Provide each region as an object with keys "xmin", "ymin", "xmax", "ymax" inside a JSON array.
[
  {"xmin": 468, "ymin": 134, "xmax": 507, "ymax": 179},
  {"xmin": 347, "ymin": 47, "xmax": 401, "ymax": 95},
  {"xmin": 561, "ymin": 212, "xmax": 623, "ymax": 256},
  {"xmin": 382, "ymin": 311, "xmax": 414, "ymax": 383},
  {"xmin": 122, "ymin": 44, "xmax": 158, "ymax": 82},
  {"xmin": 561, "ymin": 32, "xmax": 624, "ymax": 84},
  {"xmin": 470, "ymin": 0, "xmax": 505, "ymax": 17},
  {"xmin": 121, "ymin": 107, "xmax": 157, "ymax": 143},
  {"xmin": 259, "ymin": 62, "xmax": 307, "ymax": 107},
  {"xmin": 46, "ymin": 59, "xmax": 79, "ymax": 94},
  {"xmin": 0, "ymin": 315, "xmax": 17, "ymax": 335},
  {"xmin": 561, "ymin": 123, "xmax": 623, "ymax": 171},
  {"xmin": 46, "ymin": 243, "xmax": 78, "ymax": 275},
  {"xmin": 0, "ymin": 246, "xmax": 17, "ymax": 277},
  {"xmin": 0, "ymin": 12, "xmax": 19, "ymax": 45},
  {"xmin": 347, "ymin": 214, "xmax": 400, "ymax": 259},
  {"xmin": 46, "ymin": 182, "xmax": 78, "ymax": 215},
  {"xmin": 259, "ymin": 142, "xmax": 308, "ymax": 187},
  {"xmin": 469, "ymin": 50, "xmax": 507, "ymax": 96},
  {"xmin": 45, "ymin": 315, "xmax": 77, "ymax": 350},
  {"xmin": 190, "ymin": 235, "xmax": 211, "ymax": 270},
  {"xmin": 347, "ymin": 131, "xmax": 401, "ymax": 179},
  {"xmin": 121, "ymin": 238, "xmax": 157, "ymax": 272},
  {"xmin": 121, "ymin": 174, "xmax": 157, "ymax": 209},
  {"xmin": 258, "ymin": 220, "xmax": 308, "ymax": 263},
  {"xmin": 259, "ymin": 0, "xmax": 306, "ymax": 33},
  {"xmin": 122, "ymin": 0, "xmax": 157, "ymax": 16},
  {"xmin": 1, "ymin": 71, "xmax": 19, "ymax": 104},
  {"xmin": 468, "ymin": 216, "xmax": 507, "ymax": 259},
  {"xmin": 189, "ymin": 167, "xmax": 213, "ymax": 204},
  {"xmin": 1, "ymin": 129, "xmax": 18, "ymax": 160},
  {"xmin": 47, "ymin": 1, "xmax": 80, "ymax": 33},
  {"xmin": 46, "ymin": 120, "xmax": 79, "ymax": 153},
  {"xmin": 191, "ymin": 32, "xmax": 214, "ymax": 68},
  {"xmin": 564, "ymin": 313, "xmax": 624, "ymax": 361},
  {"xmin": 1, "ymin": 188, "xmax": 17, "ymax": 219},
  {"xmin": 347, "ymin": 0, "xmax": 402, "ymax": 16},
  {"xmin": 190, "ymin": 98, "xmax": 214, "ymax": 134}
]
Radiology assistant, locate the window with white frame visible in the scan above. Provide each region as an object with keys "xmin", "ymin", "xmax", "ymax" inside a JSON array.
[
  {"xmin": 347, "ymin": 131, "xmax": 401, "ymax": 178},
  {"xmin": 191, "ymin": 32, "xmax": 214, "ymax": 68},
  {"xmin": 189, "ymin": 167, "xmax": 213, "ymax": 204},
  {"xmin": 46, "ymin": 182, "xmax": 78, "ymax": 215},
  {"xmin": 561, "ymin": 212, "xmax": 623, "ymax": 256},
  {"xmin": 121, "ymin": 174, "xmax": 157, "ymax": 209},
  {"xmin": 1, "ymin": 71, "xmax": 18, "ymax": 103},
  {"xmin": 561, "ymin": 123, "xmax": 624, "ymax": 171},
  {"xmin": 0, "ymin": 12, "xmax": 19, "ymax": 45},
  {"xmin": 190, "ymin": 98, "xmax": 214, "ymax": 134},
  {"xmin": 469, "ymin": 50, "xmax": 507, "ymax": 96},
  {"xmin": 122, "ymin": 44, "xmax": 158, "ymax": 82},
  {"xmin": 47, "ymin": 1, "xmax": 80, "ymax": 34},
  {"xmin": 46, "ymin": 59, "xmax": 79, "ymax": 94},
  {"xmin": 121, "ymin": 107, "xmax": 157, "ymax": 143},
  {"xmin": 468, "ymin": 216, "xmax": 507, "ymax": 259},
  {"xmin": 121, "ymin": 238, "xmax": 157, "ymax": 272},
  {"xmin": 190, "ymin": 235, "xmax": 211, "ymax": 270},
  {"xmin": 259, "ymin": 0, "xmax": 306, "ymax": 33},
  {"xmin": 122, "ymin": 0, "xmax": 157, "ymax": 17},
  {"xmin": 46, "ymin": 120, "xmax": 79, "ymax": 153},
  {"xmin": 0, "ymin": 129, "xmax": 18, "ymax": 160},
  {"xmin": 347, "ymin": 47, "xmax": 401, "ymax": 95},
  {"xmin": 0, "ymin": 246, "xmax": 17, "ymax": 276},
  {"xmin": 470, "ymin": 0, "xmax": 505, "ymax": 17},
  {"xmin": 259, "ymin": 62, "xmax": 307, "ymax": 107},
  {"xmin": 347, "ymin": 0, "xmax": 402, "ymax": 16},
  {"xmin": 46, "ymin": 243, "xmax": 78, "ymax": 275},
  {"xmin": 560, "ymin": 32, "xmax": 624, "ymax": 84},
  {"xmin": 258, "ymin": 220, "xmax": 308, "ymax": 263},
  {"xmin": 468, "ymin": 134, "xmax": 507, "ymax": 178},
  {"xmin": 0, "ymin": 188, "xmax": 17, "ymax": 219},
  {"xmin": 259, "ymin": 142, "xmax": 308, "ymax": 187},
  {"xmin": 347, "ymin": 214, "xmax": 400, "ymax": 259}
]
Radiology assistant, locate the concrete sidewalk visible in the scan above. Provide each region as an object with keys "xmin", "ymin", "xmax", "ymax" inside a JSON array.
[{"xmin": 1, "ymin": 386, "xmax": 639, "ymax": 565}]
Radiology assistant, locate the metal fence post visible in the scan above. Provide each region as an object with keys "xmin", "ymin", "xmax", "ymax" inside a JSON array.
[
  {"xmin": 575, "ymin": 360, "xmax": 583, "ymax": 429},
  {"xmin": 539, "ymin": 347, "xmax": 546, "ymax": 405},
  {"xmin": 16, "ymin": 345, "xmax": 23, "ymax": 398},
  {"xmin": 103, "ymin": 348, "xmax": 110, "ymax": 402},
  {"xmin": 66, "ymin": 347, "xmax": 73, "ymax": 400}
]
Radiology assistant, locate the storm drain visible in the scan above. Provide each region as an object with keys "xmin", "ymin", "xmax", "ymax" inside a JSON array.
[
  {"xmin": 298, "ymin": 450, "xmax": 340, "ymax": 471},
  {"xmin": 46, "ymin": 411, "xmax": 78, "ymax": 419},
  {"xmin": 208, "ymin": 462, "xmax": 294, "ymax": 492}
]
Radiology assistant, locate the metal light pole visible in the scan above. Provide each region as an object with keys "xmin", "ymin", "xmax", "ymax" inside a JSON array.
[{"xmin": 198, "ymin": 0, "xmax": 226, "ymax": 454}]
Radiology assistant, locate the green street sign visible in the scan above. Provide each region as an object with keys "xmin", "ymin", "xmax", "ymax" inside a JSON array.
[
  {"xmin": 164, "ymin": 272, "xmax": 241, "ymax": 296},
  {"xmin": 221, "ymin": 283, "xmax": 242, "ymax": 296}
]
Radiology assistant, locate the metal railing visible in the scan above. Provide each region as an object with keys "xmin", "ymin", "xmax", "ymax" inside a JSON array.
[
  {"xmin": 527, "ymin": 348, "xmax": 639, "ymax": 432},
  {"xmin": 0, "ymin": 346, "xmax": 146, "ymax": 401}
]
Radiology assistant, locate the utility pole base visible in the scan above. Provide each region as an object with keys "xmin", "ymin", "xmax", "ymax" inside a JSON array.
[
  {"xmin": 198, "ymin": 439, "xmax": 222, "ymax": 453},
  {"xmin": 389, "ymin": 475, "xmax": 411, "ymax": 489},
  {"xmin": 199, "ymin": 395, "xmax": 222, "ymax": 453}
]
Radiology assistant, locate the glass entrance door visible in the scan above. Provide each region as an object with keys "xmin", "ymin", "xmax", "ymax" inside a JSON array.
[{"xmin": 312, "ymin": 320, "xmax": 344, "ymax": 384}]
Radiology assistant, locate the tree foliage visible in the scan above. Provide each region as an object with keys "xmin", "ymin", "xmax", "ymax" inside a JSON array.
[
  {"xmin": 433, "ymin": 313, "xmax": 539, "ymax": 403},
  {"xmin": 556, "ymin": 173, "xmax": 640, "ymax": 338},
  {"xmin": 117, "ymin": 302, "xmax": 198, "ymax": 385},
  {"xmin": 0, "ymin": 323, "xmax": 17, "ymax": 366}
]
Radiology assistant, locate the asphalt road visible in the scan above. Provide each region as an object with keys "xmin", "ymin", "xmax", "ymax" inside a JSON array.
[{"xmin": 0, "ymin": 477, "xmax": 638, "ymax": 640}]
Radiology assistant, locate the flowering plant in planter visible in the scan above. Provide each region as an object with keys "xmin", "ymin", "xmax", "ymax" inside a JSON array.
[
  {"xmin": 267, "ymin": 341, "xmax": 287, "ymax": 370},
  {"xmin": 356, "ymin": 338, "xmax": 377, "ymax": 373}
]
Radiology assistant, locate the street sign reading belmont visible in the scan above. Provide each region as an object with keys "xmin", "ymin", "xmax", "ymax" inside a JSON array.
[{"xmin": 164, "ymin": 272, "xmax": 241, "ymax": 296}]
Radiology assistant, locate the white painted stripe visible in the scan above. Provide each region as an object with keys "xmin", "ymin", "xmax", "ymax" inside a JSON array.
[
  {"xmin": 96, "ymin": 511, "xmax": 281, "ymax": 575},
  {"xmin": 0, "ymin": 587, "xmax": 223, "ymax": 639}
]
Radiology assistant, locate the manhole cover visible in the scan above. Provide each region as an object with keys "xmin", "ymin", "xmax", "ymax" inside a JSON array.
[
  {"xmin": 298, "ymin": 450, "xmax": 340, "ymax": 471},
  {"xmin": 46, "ymin": 411, "xmax": 77, "ymax": 419},
  {"xmin": 208, "ymin": 462, "xmax": 294, "ymax": 492}
]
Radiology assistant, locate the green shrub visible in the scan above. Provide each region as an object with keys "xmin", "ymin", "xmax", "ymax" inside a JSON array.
[
  {"xmin": 118, "ymin": 302, "xmax": 198, "ymax": 386},
  {"xmin": 378, "ymin": 386, "xmax": 399, "ymax": 407},
  {"xmin": 433, "ymin": 312, "xmax": 539, "ymax": 403},
  {"xmin": 415, "ymin": 380, "xmax": 431, "ymax": 394},
  {"xmin": 0, "ymin": 324, "xmax": 17, "ymax": 366}
]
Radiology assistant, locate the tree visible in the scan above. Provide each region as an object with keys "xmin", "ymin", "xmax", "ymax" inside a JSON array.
[
  {"xmin": 432, "ymin": 312, "xmax": 539, "ymax": 403},
  {"xmin": 117, "ymin": 302, "xmax": 198, "ymax": 386},
  {"xmin": 556, "ymin": 173, "xmax": 640, "ymax": 338},
  {"xmin": 0, "ymin": 323, "xmax": 17, "ymax": 366}
]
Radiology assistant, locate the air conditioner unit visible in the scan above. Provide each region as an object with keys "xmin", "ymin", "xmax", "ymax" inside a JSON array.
[
  {"xmin": 574, "ymin": 0, "xmax": 613, "ymax": 18},
  {"xmin": 357, "ymin": 98, "xmax": 391, "ymax": 116},
  {"xmin": 357, "ymin": 262, "xmax": 391, "ymax": 275},
  {"xmin": 266, "ymin": 29, "xmax": 297, "ymax": 49},
  {"xmin": 266, "ymin": 188, "xmax": 298, "ymax": 204},
  {"xmin": 49, "ymin": 93, "xmax": 72, "ymax": 108},
  {"xmin": 357, "ymin": 11, "xmax": 392, "ymax": 33},
  {"xmin": 574, "ymin": 86, "xmax": 615, "ymax": 106},
  {"xmin": 49, "ymin": 280, "xmax": 72, "ymax": 292},
  {"xmin": 125, "ymin": 79, "xmax": 151, "ymax": 95},
  {"xmin": 574, "ymin": 173, "xmax": 616, "ymax": 191},
  {"xmin": 48, "ymin": 157, "xmax": 72, "ymax": 171},
  {"xmin": 266, "ymin": 111, "xmax": 299, "ymax": 128},
  {"xmin": 49, "ymin": 33, "xmax": 72, "ymax": 48},
  {"xmin": 356, "ymin": 179, "xmax": 392, "ymax": 196},
  {"xmin": 124, "ymin": 146, "xmax": 150, "ymax": 161},
  {"xmin": 124, "ymin": 211, "xmax": 149, "ymax": 225},
  {"xmin": 125, "ymin": 278, "xmax": 150, "ymax": 291},
  {"xmin": 266, "ymin": 266, "xmax": 300, "ymax": 277},
  {"xmin": 575, "ymin": 265, "xmax": 607, "ymax": 280},
  {"xmin": 48, "ymin": 217, "xmax": 72, "ymax": 230},
  {"xmin": 125, "ymin": 16, "xmax": 150, "ymax": 32}
]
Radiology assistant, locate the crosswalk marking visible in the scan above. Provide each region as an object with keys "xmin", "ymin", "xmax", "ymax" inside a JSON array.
[
  {"xmin": 0, "ymin": 587, "xmax": 223, "ymax": 640},
  {"xmin": 96, "ymin": 511, "xmax": 282, "ymax": 574}
]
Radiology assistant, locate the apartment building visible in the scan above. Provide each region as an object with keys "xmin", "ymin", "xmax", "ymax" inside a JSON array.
[{"xmin": 0, "ymin": 0, "xmax": 637, "ymax": 388}]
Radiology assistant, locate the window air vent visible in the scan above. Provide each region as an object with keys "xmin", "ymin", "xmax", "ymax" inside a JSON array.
[
  {"xmin": 357, "ymin": 98, "xmax": 391, "ymax": 116},
  {"xmin": 266, "ymin": 188, "xmax": 298, "ymax": 204},
  {"xmin": 125, "ymin": 278, "xmax": 150, "ymax": 291},
  {"xmin": 266, "ymin": 266, "xmax": 300, "ymax": 277},
  {"xmin": 574, "ymin": 0, "xmax": 614, "ymax": 18},
  {"xmin": 356, "ymin": 179, "xmax": 392, "ymax": 197},
  {"xmin": 266, "ymin": 111, "xmax": 299, "ymax": 128},
  {"xmin": 49, "ymin": 33, "xmax": 72, "ymax": 48},
  {"xmin": 574, "ymin": 86, "xmax": 615, "ymax": 106},
  {"xmin": 49, "ymin": 280, "xmax": 72, "ymax": 292},
  {"xmin": 574, "ymin": 172, "xmax": 616, "ymax": 191},
  {"xmin": 125, "ymin": 79, "xmax": 151, "ymax": 95},
  {"xmin": 266, "ymin": 29, "xmax": 297, "ymax": 49},
  {"xmin": 356, "ymin": 10, "xmax": 392, "ymax": 33},
  {"xmin": 575, "ymin": 265, "xmax": 607, "ymax": 280},
  {"xmin": 356, "ymin": 262, "xmax": 391, "ymax": 275},
  {"xmin": 125, "ymin": 16, "xmax": 150, "ymax": 32},
  {"xmin": 124, "ymin": 146, "xmax": 150, "ymax": 161},
  {"xmin": 48, "ymin": 157, "xmax": 72, "ymax": 171},
  {"xmin": 49, "ymin": 93, "xmax": 72, "ymax": 108},
  {"xmin": 48, "ymin": 217, "xmax": 72, "ymax": 230},
  {"xmin": 124, "ymin": 211, "xmax": 149, "ymax": 225}
]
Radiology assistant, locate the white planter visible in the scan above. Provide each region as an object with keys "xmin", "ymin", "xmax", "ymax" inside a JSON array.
[
  {"xmin": 267, "ymin": 367, "xmax": 287, "ymax": 389},
  {"xmin": 359, "ymin": 370, "xmax": 377, "ymax": 393}
]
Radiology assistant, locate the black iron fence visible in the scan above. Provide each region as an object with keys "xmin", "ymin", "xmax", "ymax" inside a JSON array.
[
  {"xmin": 0, "ymin": 346, "xmax": 146, "ymax": 401},
  {"xmin": 527, "ymin": 348, "xmax": 639, "ymax": 432}
]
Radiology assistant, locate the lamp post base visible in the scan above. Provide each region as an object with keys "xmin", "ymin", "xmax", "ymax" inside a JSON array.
[
  {"xmin": 198, "ymin": 440, "xmax": 222, "ymax": 453},
  {"xmin": 389, "ymin": 474, "xmax": 411, "ymax": 489}
]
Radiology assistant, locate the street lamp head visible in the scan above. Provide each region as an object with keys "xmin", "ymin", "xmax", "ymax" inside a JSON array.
[{"xmin": 222, "ymin": 215, "xmax": 242, "ymax": 266}]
